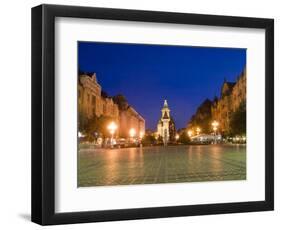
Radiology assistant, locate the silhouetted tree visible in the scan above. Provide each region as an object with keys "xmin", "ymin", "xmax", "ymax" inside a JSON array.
[
  {"xmin": 178, "ymin": 131, "xmax": 190, "ymax": 144},
  {"xmin": 97, "ymin": 115, "xmax": 114, "ymax": 137},
  {"xmin": 229, "ymin": 101, "xmax": 246, "ymax": 135},
  {"xmin": 112, "ymin": 94, "xmax": 128, "ymax": 110},
  {"xmin": 142, "ymin": 134, "xmax": 156, "ymax": 146},
  {"xmin": 78, "ymin": 110, "xmax": 89, "ymax": 133},
  {"xmin": 101, "ymin": 90, "xmax": 109, "ymax": 98},
  {"xmin": 187, "ymin": 99, "xmax": 213, "ymax": 133},
  {"xmin": 169, "ymin": 116, "xmax": 176, "ymax": 142}
]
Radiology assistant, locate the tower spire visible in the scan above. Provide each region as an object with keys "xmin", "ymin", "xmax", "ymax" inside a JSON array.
[{"xmin": 164, "ymin": 99, "xmax": 168, "ymax": 108}]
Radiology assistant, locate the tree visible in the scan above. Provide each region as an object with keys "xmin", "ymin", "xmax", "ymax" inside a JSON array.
[
  {"xmin": 169, "ymin": 116, "xmax": 176, "ymax": 142},
  {"xmin": 229, "ymin": 101, "xmax": 246, "ymax": 136},
  {"xmin": 78, "ymin": 110, "xmax": 89, "ymax": 133},
  {"xmin": 79, "ymin": 112, "xmax": 115, "ymax": 141},
  {"xmin": 142, "ymin": 134, "xmax": 156, "ymax": 146},
  {"xmin": 101, "ymin": 90, "xmax": 109, "ymax": 98},
  {"xmin": 178, "ymin": 131, "xmax": 190, "ymax": 144},
  {"xmin": 96, "ymin": 115, "xmax": 114, "ymax": 137},
  {"xmin": 85, "ymin": 115, "xmax": 98, "ymax": 134},
  {"xmin": 187, "ymin": 99, "xmax": 213, "ymax": 133},
  {"xmin": 112, "ymin": 94, "xmax": 128, "ymax": 110}
]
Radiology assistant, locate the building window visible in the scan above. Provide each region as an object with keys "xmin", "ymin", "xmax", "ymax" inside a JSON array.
[
  {"xmin": 92, "ymin": 95, "xmax": 96, "ymax": 114},
  {"xmin": 92, "ymin": 95, "xmax": 96, "ymax": 106}
]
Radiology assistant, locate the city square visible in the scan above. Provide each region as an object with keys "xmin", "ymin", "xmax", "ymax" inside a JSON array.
[
  {"xmin": 78, "ymin": 42, "xmax": 246, "ymax": 187},
  {"xmin": 78, "ymin": 144, "xmax": 246, "ymax": 187}
]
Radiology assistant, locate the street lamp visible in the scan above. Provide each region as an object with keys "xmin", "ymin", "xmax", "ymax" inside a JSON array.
[
  {"xmin": 196, "ymin": 127, "xmax": 201, "ymax": 135},
  {"xmin": 139, "ymin": 131, "xmax": 144, "ymax": 139},
  {"xmin": 129, "ymin": 128, "xmax": 136, "ymax": 138},
  {"xmin": 139, "ymin": 131, "xmax": 144, "ymax": 147},
  {"xmin": 175, "ymin": 134, "xmax": 179, "ymax": 141},
  {"xmin": 129, "ymin": 128, "xmax": 136, "ymax": 143},
  {"xmin": 211, "ymin": 120, "xmax": 219, "ymax": 144},
  {"xmin": 107, "ymin": 121, "xmax": 117, "ymax": 147},
  {"xmin": 187, "ymin": 130, "xmax": 193, "ymax": 137}
]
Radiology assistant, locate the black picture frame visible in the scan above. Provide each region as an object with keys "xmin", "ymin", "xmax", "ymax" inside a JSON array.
[{"xmin": 31, "ymin": 4, "xmax": 274, "ymax": 225}]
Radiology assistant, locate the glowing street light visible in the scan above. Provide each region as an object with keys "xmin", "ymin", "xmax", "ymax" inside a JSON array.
[
  {"xmin": 187, "ymin": 130, "xmax": 193, "ymax": 137},
  {"xmin": 108, "ymin": 121, "xmax": 117, "ymax": 135},
  {"xmin": 211, "ymin": 120, "xmax": 219, "ymax": 144},
  {"xmin": 175, "ymin": 134, "xmax": 179, "ymax": 141},
  {"xmin": 139, "ymin": 131, "xmax": 144, "ymax": 148},
  {"xmin": 212, "ymin": 120, "xmax": 219, "ymax": 130},
  {"xmin": 196, "ymin": 127, "xmax": 201, "ymax": 135},
  {"xmin": 129, "ymin": 128, "xmax": 136, "ymax": 138},
  {"xmin": 107, "ymin": 121, "xmax": 117, "ymax": 147}
]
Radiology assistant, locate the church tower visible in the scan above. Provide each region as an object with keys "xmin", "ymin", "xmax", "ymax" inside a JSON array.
[{"xmin": 157, "ymin": 100, "xmax": 171, "ymax": 146}]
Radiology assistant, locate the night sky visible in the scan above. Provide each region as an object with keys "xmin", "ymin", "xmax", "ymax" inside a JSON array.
[{"xmin": 78, "ymin": 42, "xmax": 246, "ymax": 130}]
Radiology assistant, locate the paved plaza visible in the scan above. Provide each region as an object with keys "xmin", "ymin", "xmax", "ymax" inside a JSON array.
[{"xmin": 78, "ymin": 145, "xmax": 246, "ymax": 187}]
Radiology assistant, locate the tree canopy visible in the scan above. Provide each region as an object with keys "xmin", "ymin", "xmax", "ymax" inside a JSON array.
[
  {"xmin": 112, "ymin": 94, "xmax": 128, "ymax": 110},
  {"xmin": 229, "ymin": 100, "xmax": 246, "ymax": 136}
]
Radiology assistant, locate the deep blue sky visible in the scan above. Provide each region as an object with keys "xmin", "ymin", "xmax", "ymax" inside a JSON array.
[{"xmin": 78, "ymin": 42, "xmax": 246, "ymax": 130}]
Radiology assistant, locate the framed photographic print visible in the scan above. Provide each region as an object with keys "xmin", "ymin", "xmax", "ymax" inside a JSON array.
[{"xmin": 31, "ymin": 4, "xmax": 274, "ymax": 225}]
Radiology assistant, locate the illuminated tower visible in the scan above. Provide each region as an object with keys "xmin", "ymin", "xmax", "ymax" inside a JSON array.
[{"xmin": 157, "ymin": 100, "xmax": 171, "ymax": 146}]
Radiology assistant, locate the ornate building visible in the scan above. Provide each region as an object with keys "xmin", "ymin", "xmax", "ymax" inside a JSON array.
[
  {"xmin": 211, "ymin": 69, "xmax": 246, "ymax": 133},
  {"xmin": 187, "ymin": 68, "xmax": 246, "ymax": 135},
  {"xmin": 119, "ymin": 106, "xmax": 145, "ymax": 138},
  {"xmin": 157, "ymin": 100, "xmax": 176, "ymax": 145},
  {"xmin": 78, "ymin": 72, "xmax": 145, "ymax": 138},
  {"xmin": 78, "ymin": 73, "xmax": 119, "ymax": 120}
]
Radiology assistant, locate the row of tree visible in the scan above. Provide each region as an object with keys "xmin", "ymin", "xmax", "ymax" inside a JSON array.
[
  {"xmin": 79, "ymin": 112, "xmax": 115, "ymax": 141},
  {"xmin": 229, "ymin": 101, "xmax": 246, "ymax": 136},
  {"xmin": 187, "ymin": 98, "xmax": 246, "ymax": 137},
  {"xmin": 78, "ymin": 93, "xmax": 130, "ymax": 141}
]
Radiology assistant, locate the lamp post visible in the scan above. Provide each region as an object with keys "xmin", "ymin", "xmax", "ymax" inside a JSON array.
[
  {"xmin": 211, "ymin": 120, "xmax": 219, "ymax": 144},
  {"xmin": 196, "ymin": 127, "xmax": 201, "ymax": 135},
  {"xmin": 129, "ymin": 128, "xmax": 136, "ymax": 144},
  {"xmin": 107, "ymin": 121, "xmax": 117, "ymax": 148},
  {"xmin": 139, "ymin": 131, "xmax": 144, "ymax": 147},
  {"xmin": 175, "ymin": 134, "xmax": 179, "ymax": 142}
]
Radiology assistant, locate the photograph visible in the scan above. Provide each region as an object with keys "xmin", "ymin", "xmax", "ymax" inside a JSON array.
[
  {"xmin": 77, "ymin": 42, "xmax": 246, "ymax": 187},
  {"xmin": 30, "ymin": 3, "xmax": 274, "ymax": 225}
]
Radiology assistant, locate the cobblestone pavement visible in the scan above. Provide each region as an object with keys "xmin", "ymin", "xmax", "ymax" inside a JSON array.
[{"xmin": 78, "ymin": 145, "xmax": 246, "ymax": 187}]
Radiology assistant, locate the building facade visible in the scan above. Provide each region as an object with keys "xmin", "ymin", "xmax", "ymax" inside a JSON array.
[
  {"xmin": 211, "ymin": 69, "xmax": 246, "ymax": 133},
  {"xmin": 119, "ymin": 106, "xmax": 145, "ymax": 138},
  {"xmin": 187, "ymin": 68, "xmax": 246, "ymax": 135},
  {"xmin": 78, "ymin": 72, "xmax": 145, "ymax": 138},
  {"xmin": 78, "ymin": 73, "xmax": 119, "ymax": 120}
]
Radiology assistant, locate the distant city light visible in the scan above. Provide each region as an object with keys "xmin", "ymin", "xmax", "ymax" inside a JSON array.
[
  {"xmin": 139, "ymin": 131, "xmax": 144, "ymax": 139},
  {"xmin": 175, "ymin": 134, "xmax": 179, "ymax": 140},
  {"xmin": 196, "ymin": 127, "xmax": 201, "ymax": 135}
]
